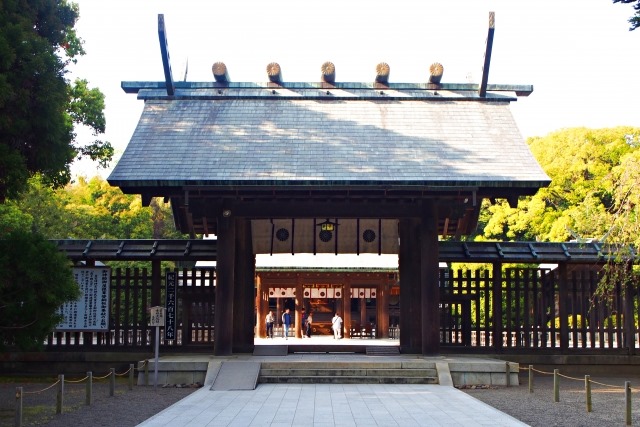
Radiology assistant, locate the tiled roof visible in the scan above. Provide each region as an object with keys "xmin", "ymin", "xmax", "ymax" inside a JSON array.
[{"xmin": 108, "ymin": 83, "xmax": 550, "ymax": 191}]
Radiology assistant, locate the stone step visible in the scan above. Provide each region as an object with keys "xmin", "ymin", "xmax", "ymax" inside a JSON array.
[
  {"xmin": 260, "ymin": 361, "xmax": 435, "ymax": 370},
  {"xmin": 260, "ymin": 368, "xmax": 438, "ymax": 378},
  {"xmin": 259, "ymin": 375, "xmax": 438, "ymax": 384}
]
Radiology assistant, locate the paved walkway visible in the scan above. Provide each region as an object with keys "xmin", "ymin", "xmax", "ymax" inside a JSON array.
[
  {"xmin": 137, "ymin": 382, "xmax": 527, "ymax": 426},
  {"xmin": 138, "ymin": 338, "xmax": 527, "ymax": 426}
]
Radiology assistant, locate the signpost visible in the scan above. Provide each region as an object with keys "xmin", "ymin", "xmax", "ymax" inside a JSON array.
[{"xmin": 148, "ymin": 306, "xmax": 165, "ymax": 387}]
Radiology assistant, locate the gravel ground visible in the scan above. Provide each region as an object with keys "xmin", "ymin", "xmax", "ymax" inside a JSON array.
[{"xmin": 2, "ymin": 374, "xmax": 640, "ymax": 426}]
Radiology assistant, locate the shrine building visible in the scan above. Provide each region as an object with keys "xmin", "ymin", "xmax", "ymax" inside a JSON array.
[{"xmin": 107, "ymin": 14, "xmax": 550, "ymax": 355}]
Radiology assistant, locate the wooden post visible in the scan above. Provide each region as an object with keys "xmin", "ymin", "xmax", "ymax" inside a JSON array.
[
  {"xmin": 585, "ymin": 375, "xmax": 592, "ymax": 412},
  {"xmin": 144, "ymin": 359, "xmax": 149, "ymax": 386},
  {"xmin": 15, "ymin": 387, "xmax": 22, "ymax": 427},
  {"xmin": 128, "ymin": 364, "xmax": 134, "ymax": 390},
  {"xmin": 295, "ymin": 278, "xmax": 304, "ymax": 338},
  {"xmin": 233, "ymin": 219, "xmax": 255, "ymax": 353},
  {"xmin": 56, "ymin": 374, "xmax": 64, "ymax": 414},
  {"xmin": 377, "ymin": 281, "xmax": 390, "ymax": 339},
  {"xmin": 421, "ymin": 201, "xmax": 440, "ymax": 355},
  {"xmin": 398, "ymin": 218, "xmax": 421, "ymax": 352},
  {"xmin": 492, "ymin": 262, "xmax": 503, "ymax": 351},
  {"xmin": 625, "ymin": 381, "xmax": 632, "ymax": 426},
  {"xmin": 256, "ymin": 275, "xmax": 266, "ymax": 338},
  {"xmin": 342, "ymin": 280, "xmax": 352, "ymax": 338},
  {"xmin": 553, "ymin": 369, "xmax": 559, "ymax": 402},
  {"xmin": 623, "ymin": 262, "xmax": 635, "ymax": 352},
  {"xmin": 214, "ymin": 210, "xmax": 236, "ymax": 355},
  {"xmin": 558, "ymin": 263, "xmax": 569, "ymax": 351},
  {"xmin": 529, "ymin": 365, "xmax": 534, "ymax": 393},
  {"xmin": 109, "ymin": 368, "xmax": 115, "ymax": 397},
  {"xmin": 86, "ymin": 372, "xmax": 93, "ymax": 405}
]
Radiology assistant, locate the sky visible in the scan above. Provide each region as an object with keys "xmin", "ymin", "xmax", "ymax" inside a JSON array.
[{"xmin": 68, "ymin": 0, "xmax": 640, "ymax": 180}]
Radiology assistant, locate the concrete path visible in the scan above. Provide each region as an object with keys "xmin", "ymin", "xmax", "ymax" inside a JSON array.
[{"xmin": 137, "ymin": 383, "xmax": 528, "ymax": 426}]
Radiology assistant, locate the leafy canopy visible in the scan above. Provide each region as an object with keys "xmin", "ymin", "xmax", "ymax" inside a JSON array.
[
  {"xmin": 0, "ymin": 0, "xmax": 113, "ymax": 202},
  {"xmin": 613, "ymin": 0, "xmax": 640, "ymax": 30}
]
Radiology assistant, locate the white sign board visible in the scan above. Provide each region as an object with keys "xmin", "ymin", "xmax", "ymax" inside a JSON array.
[
  {"xmin": 55, "ymin": 267, "xmax": 110, "ymax": 331},
  {"xmin": 149, "ymin": 306, "xmax": 165, "ymax": 327}
]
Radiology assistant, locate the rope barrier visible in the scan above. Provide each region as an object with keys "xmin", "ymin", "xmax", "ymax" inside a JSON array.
[
  {"xmin": 557, "ymin": 372, "xmax": 584, "ymax": 382},
  {"xmin": 134, "ymin": 360, "xmax": 148, "ymax": 371},
  {"xmin": 64, "ymin": 376, "xmax": 89, "ymax": 384},
  {"xmin": 115, "ymin": 366, "xmax": 132, "ymax": 376},
  {"xmin": 22, "ymin": 380, "xmax": 60, "ymax": 395},
  {"xmin": 93, "ymin": 371, "xmax": 113, "ymax": 380},
  {"xmin": 530, "ymin": 367, "xmax": 554, "ymax": 375}
]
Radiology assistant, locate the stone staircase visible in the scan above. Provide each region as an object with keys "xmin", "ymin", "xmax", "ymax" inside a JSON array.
[{"xmin": 258, "ymin": 360, "xmax": 439, "ymax": 384}]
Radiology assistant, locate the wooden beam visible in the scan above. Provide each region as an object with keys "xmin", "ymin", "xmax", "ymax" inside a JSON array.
[
  {"xmin": 478, "ymin": 12, "xmax": 495, "ymax": 97},
  {"xmin": 321, "ymin": 61, "xmax": 336, "ymax": 84},
  {"xmin": 375, "ymin": 62, "xmax": 390, "ymax": 85},
  {"xmin": 428, "ymin": 62, "xmax": 444, "ymax": 84},
  {"xmin": 157, "ymin": 15, "xmax": 175, "ymax": 96},
  {"xmin": 266, "ymin": 62, "xmax": 282, "ymax": 84},
  {"xmin": 212, "ymin": 61, "xmax": 229, "ymax": 84}
]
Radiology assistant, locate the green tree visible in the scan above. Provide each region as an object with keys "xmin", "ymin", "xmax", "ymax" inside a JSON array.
[
  {"xmin": 481, "ymin": 127, "xmax": 640, "ymax": 243},
  {"xmin": 0, "ymin": 0, "xmax": 113, "ymax": 202},
  {"xmin": 0, "ymin": 230, "xmax": 80, "ymax": 350},
  {"xmin": 614, "ymin": 0, "xmax": 640, "ymax": 30}
]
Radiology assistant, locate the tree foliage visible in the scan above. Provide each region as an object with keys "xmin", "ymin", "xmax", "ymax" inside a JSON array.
[
  {"xmin": 479, "ymin": 127, "xmax": 640, "ymax": 245},
  {"xmin": 614, "ymin": 0, "xmax": 640, "ymax": 30},
  {"xmin": 0, "ymin": 230, "xmax": 80, "ymax": 351},
  {"xmin": 0, "ymin": 0, "xmax": 113, "ymax": 202}
]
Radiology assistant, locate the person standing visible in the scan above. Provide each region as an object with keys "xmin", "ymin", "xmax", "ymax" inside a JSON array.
[
  {"xmin": 305, "ymin": 312, "xmax": 313, "ymax": 338},
  {"xmin": 301, "ymin": 309, "xmax": 308, "ymax": 338},
  {"xmin": 332, "ymin": 312, "xmax": 343, "ymax": 339},
  {"xmin": 281, "ymin": 308, "xmax": 291, "ymax": 339},
  {"xmin": 265, "ymin": 311, "xmax": 275, "ymax": 338}
]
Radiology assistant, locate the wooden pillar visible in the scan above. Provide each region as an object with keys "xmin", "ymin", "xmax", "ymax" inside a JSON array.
[
  {"xmin": 256, "ymin": 274, "xmax": 266, "ymax": 338},
  {"xmin": 276, "ymin": 298, "xmax": 282, "ymax": 328},
  {"xmin": 295, "ymin": 276, "xmax": 304, "ymax": 338},
  {"xmin": 214, "ymin": 213, "xmax": 235, "ymax": 356},
  {"xmin": 558, "ymin": 263, "xmax": 569, "ymax": 351},
  {"xmin": 398, "ymin": 218, "xmax": 421, "ymax": 353},
  {"xmin": 623, "ymin": 262, "xmax": 636, "ymax": 353},
  {"xmin": 342, "ymin": 280, "xmax": 351, "ymax": 338},
  {"xmin": 232, "ymin": 219, "xmax": 255, "ymax": 353},
  {"xmin": 421, "ymin": 201, "xmax": 440, "ymax": 355},
  {"xmin": 360, "ymin": 294, "xmax": 367, "ymax": 327},
  {"xmin": 377, "ymin": 281, "xmax": 390, "ymax": 339},
  {"xmin": 492, "ymin": 262, "xmax": 504, "ymax": 351}
]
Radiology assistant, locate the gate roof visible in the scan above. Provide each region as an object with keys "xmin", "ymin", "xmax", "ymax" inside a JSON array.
[{"xmin": 108, "ymin": 81, "xmax": 550, "ymax": 239}]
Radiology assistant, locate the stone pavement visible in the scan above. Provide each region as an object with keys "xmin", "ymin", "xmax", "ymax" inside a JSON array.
[
  {"xmin": 138, "ymin": 337, "xmax": 526, "ymax": 426},
  {"xmin": 137, "ymin": 382, "xmax": 527, "ymax": 426}
]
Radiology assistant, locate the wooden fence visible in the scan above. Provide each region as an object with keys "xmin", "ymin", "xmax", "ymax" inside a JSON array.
[{"xmin": 45, "ymin": 266, "xmax": 639, "ymax": 354}]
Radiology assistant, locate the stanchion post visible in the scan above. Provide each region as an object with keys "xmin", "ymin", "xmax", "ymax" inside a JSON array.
[
  {"xmin": 86, "ymin": 371, "xmax": 93, "ymax": 406},
  {"xmin": 56, "ymin": 374, "xmax": 64, "ymax": 414},
  {"xmin": 15, "ymin": 386, "xmax": 23, "ymax": 427},
  {"xmin": 553, "ymin": 369, "xmax": 559, "ymax": 403},
  {"xmin": 585, "ymin": 375, "xmax": 591, "ymax": 412},
  {"xmin": 625, "ymin": 381, "xmax": 632, "ymax": 426},
  {"xmin": 109, "ymin": 368, "xmax": 115, "ymax": 397},
  {"xmin": 528, "ymin": 365, "xmax": 534, "ymax": 393},
  {"xmin": 145, "ymin": 359, "xmax": 149, "ymax": 386},
  {"xmin": 129, "ymin": 364, "xmax": 134, "ymax": 390},
  {"xmin": 506, "ymin": 362, "xmax": 511, "ymax": 387}
]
